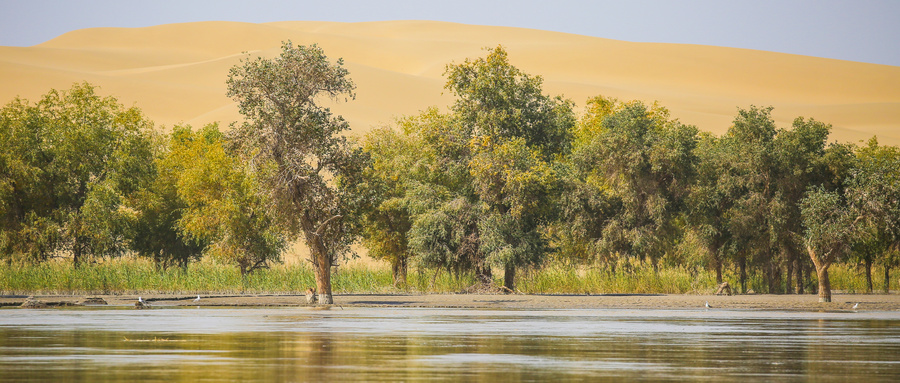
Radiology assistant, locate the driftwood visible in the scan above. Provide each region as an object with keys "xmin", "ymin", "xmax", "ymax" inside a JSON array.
[
  {"xmin": 80, "ymin": 297, "xmax": 108, "ymax": 305},
  {"xmin": 715, "ymin": 282, "xmax": 733, "ymax": 296},
  {"xmin": 462, "ymin": 282, "xmax": 516, "ymax": 294},
  {"xmin": 20, "ymin": 296, "xmax": 47, "ymax": 309}
]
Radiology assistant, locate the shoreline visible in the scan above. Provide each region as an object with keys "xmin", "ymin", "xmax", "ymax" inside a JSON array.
[{"xmin": 3, "ymin": 293, "xmax": 899, "ymax": 311}]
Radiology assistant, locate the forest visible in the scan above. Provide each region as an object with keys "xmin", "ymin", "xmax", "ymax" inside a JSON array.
[{"xmin": 1, "ymin": 42, "xmax": 898, "ymax": 302}]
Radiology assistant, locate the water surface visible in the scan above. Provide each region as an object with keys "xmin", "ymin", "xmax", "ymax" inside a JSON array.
[{"xmin": 1, "ymin": 307, "xmax": 898, "ymax": 382}]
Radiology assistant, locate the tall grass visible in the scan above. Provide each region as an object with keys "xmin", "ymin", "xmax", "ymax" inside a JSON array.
[
  {"xmin": 0, "ymin": 256, "xmax": 893, "ymax": 295},
  {"xmin": 519, "ymin": 263, "xmax": 719, "ymax": 294}
]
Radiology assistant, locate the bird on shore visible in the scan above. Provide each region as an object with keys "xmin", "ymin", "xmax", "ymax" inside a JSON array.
[
  {"xmin": 852, "ymin": 302, "xmax": 859, "ymax": 310},
  {"xmin": 138, "ymin": 296, "xmax": 146, "ymax": 304},
  {"xmin": 705, "ymin": 301, "xmax": 712, "ymax": 309},
  {"xmin": 194, "ymin": 295, "xmax": 201, "ymax": 302}
]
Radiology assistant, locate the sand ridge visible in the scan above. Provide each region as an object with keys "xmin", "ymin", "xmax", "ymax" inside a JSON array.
[{"xmin": 1, "ymin": 20, "xmax": 898, "ymax": 144}]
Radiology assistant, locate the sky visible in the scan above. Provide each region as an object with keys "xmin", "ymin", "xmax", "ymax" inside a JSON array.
[{"xmin": 1, "ymin": 0, "xmax": 898, "ymax": 66}]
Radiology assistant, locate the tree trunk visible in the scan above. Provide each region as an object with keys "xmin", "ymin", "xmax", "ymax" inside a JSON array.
[
  {"xmin": 504, "ymin": 263, "xmax": 516, "ymax": 292},
  {"xmin": 476, "ymin": 264, "xmax": 493, "ymax": 285},
  {"xmin": 739, "ymin": 258, "xmax": 747, "ymax": 294},
  {"xmin": 391, "ymin": 256, "xmax": 407, "ymax": 287},
  {"xmin": 766, "ymin": 257, "xmax": 783, "ymax": 294},
  {"xmin": 314, "ymin": 254, "xmax": 333, "ymax": 304},
  {"xmin": 807, "ymin": 245, "xmax": 832, "ymax": 302},
  {"xmin": 73, "ymin": 240, "xmax": 83, "ymax": 268},
  {"xmin": 710, "ymin": 243, "xmax": 723, "ymax": 284},
  {"xmin": 885, "ymin": 266, "xmax": 892, "ymax": 294},
  {"xmin": 815, "ymin": 264, "xmax": 831, "ymax": 302},
  {"xmin": 796, "ymin": 258, "xmax": 805, "ymax": 294},
  {"xmin": 865, "ymin": 258, "xmax": 873, "ymax": 293},
  {"xmin": 786, "ymin": 256, "xmax": 795, "ymax": 294},
  {"xmin": 301, "ymin": 213, "xmax": 342, "ymax": 305},
  {"xmin": 715, "ymin": 261, "xmax": 723, "ymax": 285}
]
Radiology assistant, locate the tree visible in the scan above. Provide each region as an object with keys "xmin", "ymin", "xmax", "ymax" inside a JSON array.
[
  {"xmin": 172, "ymin": 124, "xmax": 285, "ymax": 275},
  {"xmin": 687, "ymin": 132, "xmax": 733, "ymax": 284},
  {"xmin": 767, "ymin": 117, "xmax": 844, "ymax": 293},
  {"xmin": 129, "ymin": 126, "xmax": 207, "ymax": 270},
  {"xmin": 572, "ymin": 98, "xmax": 697, "ymax": 270},
  {"xmin": 226, "ymin": 41, "xmax": 363, "ymax": 303},
  {"xmin": 443, "ymin": 46, "xmax": 575, "ymax": 290},
  {"xmin": 0, "ymin": 83, "xmax": 154, "ymax": 266},
  {"xmin": 801, "ymin": 187, "xmax": 859, "ymax": 302},
  {"xmin": 469, "ymin": 136, "xmax": 560, "ymax": 290},
  {"xmin": 554, "ymin": 96, "xmax": 622, "ymax": 269},
  {"xmin": 444, "ymin": 46, "xmax": 572, "ymax": 157},
  {"xmin": 717, "ymin": 106, "xmax": 781, "ymax": 293},
  {"xmin": 356, "ymin": 127, "xmax": 417, "ymax": 286},
  {"xmin": 397, "ymin": 108, "xmax": 490, "ymax": 283},
  {"xmin": 846, "ymin": 138, "xmax": 900, "ymax": 293}
]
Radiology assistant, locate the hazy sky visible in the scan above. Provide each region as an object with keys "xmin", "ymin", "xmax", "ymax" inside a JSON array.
[{"xmin": 2, "ymin": 0, "xmax": 898, "ymax": 66}]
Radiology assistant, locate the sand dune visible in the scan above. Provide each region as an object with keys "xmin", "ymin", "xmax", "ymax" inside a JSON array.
[{"xmin": 1, "ymin": 20, "xmax": 898, "ymax": 145}]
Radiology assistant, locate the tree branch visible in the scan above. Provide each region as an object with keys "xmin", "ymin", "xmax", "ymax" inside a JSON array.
[{"xmin": 315, "ymin": 214, "xmax": 343, "ymax": 238}]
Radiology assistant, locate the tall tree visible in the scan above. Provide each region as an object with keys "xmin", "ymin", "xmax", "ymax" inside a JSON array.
[
  {"xmin": 398, "ymin": 108, "xmax": 489, "ymax": 282},
  {"xmin": 444, "ymin": 46, "xmax": 575, "ymax": 290},
  {"xmin": 717, "ymin": 106, "xmax": 782, "ymax": 293},
  {"xmin": 356, "ymin": 126, "xmax": 418, "ymax": 286},
  {"xmin": 226, "ymin": 41, "xmax": 363, "ymax": 303},
  {"xmin": 687, "ymin": 132, "xmax": 733, "ymax": 284},
  {"xmin": 554, "ymin": 96, "xmax": 621, "ymax": 269},
  {"xmin": 572, "ymin": 99, "xmax": 697, "ymax": 269},
  {"xmin": 768, "ymin": 117, "xmax": 839, "ymax": 293},
  {"xmin": 801, "ymin": 187, "xmax": 858, "ymax": 302}
]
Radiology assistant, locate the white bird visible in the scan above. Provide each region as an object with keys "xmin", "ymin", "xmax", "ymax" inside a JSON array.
[
  {"xmin": 138, "ymin": 296, "xmax": 145, "ymax": 304},
  {"xmin": 852, "ymin": 302, "xmax": 859, "ymax": 310},
  {"xmin": 194, "ymin": 295, "xmax": 201, "ymax": 302},
  {"xmin": 705, "ymin": 301, "xmax": 712, "ymax": 309}
]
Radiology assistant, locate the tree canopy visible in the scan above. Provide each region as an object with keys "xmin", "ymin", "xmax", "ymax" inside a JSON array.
[{"xmin": 226, "ymin": 41, "xmax": 364, "ymax": 303}]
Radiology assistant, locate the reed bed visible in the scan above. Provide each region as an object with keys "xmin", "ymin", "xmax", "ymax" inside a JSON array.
[{"xmin": 0, "ymin": 257, "xmax": 893, "ymax": 295}]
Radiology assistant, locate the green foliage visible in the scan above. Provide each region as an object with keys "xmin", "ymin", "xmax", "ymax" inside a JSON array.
[
  {"xmin": 569, "ymin": 99, "xmax": 698, "ymax": 265},
  {"xmin": 129, "ymin": 126, "xmax": 206, "ymax": 269},
  {"xmin": 845, "ymin": 138, "xmax": 900, "ymax": 288},
  {"xmin": 0, "ymin": 83, "xmax": 154, "ymax": 265},
  {"xmin": 445, "ymin": 46, "xmax": 576, "ymax": 289},
  {"xmin": 444, "ymin": 45, "xmax": 574, "ymax": 157},
  {"xmin": 470, "ymin": 137, "xmax": 558, "ymax": 272},
  {"xmin": 169, "ymin": 124, "xmax": 285, "ymax": 275},
  {"xmin": 355, "ymin": 126, "xmax": 419, "ymax": 285},
  {"xmin": 226, "ymin": 41, "xmax": 364, "ymax": 301},
  {"xmin": 801, "ymin": 187, "xmax": 857, "ymax": 263},
  {"xmin": 357, "ymin": 46, "xmax": 578, "ymax": 290},
  {"xmin": 408, "ymin": 197, "xmax": 484, "ymax": 275}
]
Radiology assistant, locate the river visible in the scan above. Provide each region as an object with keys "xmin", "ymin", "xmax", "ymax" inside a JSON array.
[{"xmin": 1, "ymin": 307, "xmax": 898, "ymax": 382}]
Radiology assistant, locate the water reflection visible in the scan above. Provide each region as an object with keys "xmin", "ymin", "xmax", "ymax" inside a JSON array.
[{"xmin": 0, "ymin": 307, "xmax": 898, "ymax": 382}]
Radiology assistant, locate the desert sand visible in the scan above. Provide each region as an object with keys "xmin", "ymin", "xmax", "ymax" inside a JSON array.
[
  {"xmin": 1, "ymin": 20, "xmax": 899, "ymax": 145},
  {"xmin": 3, "ymin": 293, "xmax": 899, "ymax": 312}
]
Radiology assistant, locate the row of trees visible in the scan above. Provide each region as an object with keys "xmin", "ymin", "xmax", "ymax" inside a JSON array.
[
  {"xmin": 0, "ymin": 83, "xmax": 286, "ymax": 274},
  {"xmin": 356, "ymin": 46, "xmax": 900, "ymax": 302},
  {"xmin": 2, "ymin": 42, "xmax": 898, "ymax": 302}
]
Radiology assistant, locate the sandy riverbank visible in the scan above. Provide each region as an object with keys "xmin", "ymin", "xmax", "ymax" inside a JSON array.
[{"xmin": 3, "ymin": 293, "xmax": 899, "ymax": 312}]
